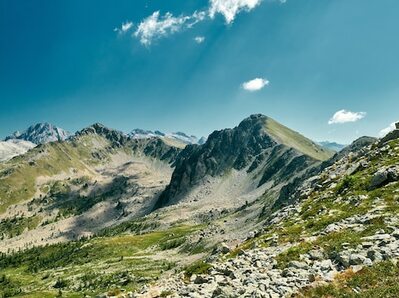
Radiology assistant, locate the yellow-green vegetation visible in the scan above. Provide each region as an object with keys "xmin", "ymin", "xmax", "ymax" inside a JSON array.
[
  {"xmin": 231, "ymin": 139, "xmax": 399, "ymax": 269},
  {"xmin": 183, "ymin": 260, "xmax": 213, "ymax": 278},
  {"xmin": 298, "ymin": 260, "xmax": 399, "ymax": 297},
  {"xmin": 0, "ymin": 215, "xmax": 42, "ymax": 239},
  {"xmin": 264, "ymin": 117, "xmax": 334, "ymax": 161},
  {"xmin": 0, "ymin": 137, "xmax": 104, "ymax": 214},
  {"xmin": 0, "ymin": 224, "xmax": 201, "ymax": 297}
]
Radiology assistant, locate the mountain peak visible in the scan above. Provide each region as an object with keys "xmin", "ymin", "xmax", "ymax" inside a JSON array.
[
  {"xmin": 5, "ymin": 122, "xmax": 70, "ymax": 144},
  {"xmin": 76, "ymin": 123, "xmax": 128, "ymax": 146},
  {"xmin": 129, "ymin": 128, "xmax": 200, "ymax": 145}
]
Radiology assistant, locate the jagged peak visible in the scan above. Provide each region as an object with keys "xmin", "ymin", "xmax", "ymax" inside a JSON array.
[
  {"xmin": 78, "ymin": 123, "xmax": 119, "ymax": 134},
  {"xmin": 5, "ymin": 122, "xmax": 70, "ymax": 144}
]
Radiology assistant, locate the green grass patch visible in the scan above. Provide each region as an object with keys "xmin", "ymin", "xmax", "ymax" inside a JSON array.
[{"xmin": 298, "ymin": 261, "xmax": 399, "ymax": 298}]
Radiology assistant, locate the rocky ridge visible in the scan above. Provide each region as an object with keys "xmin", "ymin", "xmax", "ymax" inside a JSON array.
[
  {"xmin": 133, "ymin": 122, "xmax": 399, "ymax": 297},
  {"xmin": 155, "ymin": 114, "xmax": 331, "ymax": 209},
  {"xmin": 5, "ymin": 122, "xmax": 71, "ymax": 144}
]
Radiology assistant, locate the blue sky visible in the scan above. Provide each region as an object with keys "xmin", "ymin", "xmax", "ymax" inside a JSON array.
[{"xmin": 1, "ymin": 0, "xmax": 398, "ymax": 143}]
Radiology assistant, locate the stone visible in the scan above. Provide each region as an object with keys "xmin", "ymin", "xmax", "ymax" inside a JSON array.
[
  {"xmin": 335, "ymin": 252, "xmax": 350, "ymax": 267},
  {"xmin": 351, "ymin": 265, "xmax": 363, "ymax": 273},
  {"xmin": 392, "ymin": 230, "xmax": 399, "ymax": 239},
  {"xmin": 193, "ymin": 275, "xmax": 209, "ymax": 284},
  {"xmin": 308, "ymin": 250, "xmax": 324, "ymax": 261},
  {"xmin": 288, "ymin": 261, "xmax": 308, "ymax": 270},
  {"xmin": 363, "ymin": 258, "xmax": 373, "ymax": 266},
  {"xmin": 361, "ymin": 242, "xmax": 374, "ymax": 248},
  {"xmin": 318, "ymin": 259, "xmax": 333, "ymax": 271},
  {"xmin": 220, "ymin": 243, "xmax": 231, "ymax": 254},
  {"xmin": 349, "ymin": 254, "xmax": 366, "ymax": 265},
  {"xmin": 367, "ymin": 250, "xmax": 384, "ymax": 262},
  {"xmin": 369, "ymin": 168, "xmax": 398, "ymax": 190}
]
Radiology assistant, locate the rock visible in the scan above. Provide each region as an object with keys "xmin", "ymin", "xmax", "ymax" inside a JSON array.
[
  {"xmin": 222, "ymin": 268, "xmax": 237, "ymax": 279},
  {"xmin": 367, "ymin": 250, "xmax": 384, "ymax": 262},
  {"xmin": 363, "ymin": 258, "xmax": 373, "ymax": 266},
  {"xmin": 193, "ymin": 275, "xmax": 209, "ymax": 284},
  {"xmin": 351, "ymin": 265, "xmax": 363, "ymax": 273},
  {"xmin": 369, "ymin": 167, "xmax": 399, "ymax": 190},
  {"xmin": 392, "ymin": 230, "xmax": 399, "ymax": 239},
  {"xmin": 220, "ymin": 243, "xmax": 231, "ymax": 254},
  {"xmin": 361, "ymin": 242, "xmax": 374, "ymax": 248},
  {"xmin": 349, "ymin": 254, "xmax": 366, "ymax": 265},
  {"xmin": 288, "ymin": 261, "xmax": 308, "ymax": 270},
  {"xmin": 318, "ymin": 259, "xmax": 333, "ymax": 271},
  {"xmin": 308, "ymin": 250, "xmax": 324, "ymax": 261},
  {"xmin": 335, "ymin": 252, "xmax": 350, "ymax": 267}
]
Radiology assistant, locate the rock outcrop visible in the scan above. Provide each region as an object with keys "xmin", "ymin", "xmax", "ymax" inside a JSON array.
[{"xmin": 154, "ymin": 114, "xmax": 332, "ymax": 209}]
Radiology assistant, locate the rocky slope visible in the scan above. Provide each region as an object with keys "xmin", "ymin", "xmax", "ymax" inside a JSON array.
[
  {"xmin": 136, "ymin": 123, "xmax": 399, "ymax": 298},
  {"xmin": 155, "ymin": 114, "xmax": 333, "ymax": 210},
  {"xmin": 0, "ymin": 139, "xmax": 36, "ymax": 162},
  {"xmin": 1, "ymin": 116, "xmax": 398, "ymax": 298},
  {"xmin": 5, "ymin": 122, "xmax": 71, "ymax": 144}
]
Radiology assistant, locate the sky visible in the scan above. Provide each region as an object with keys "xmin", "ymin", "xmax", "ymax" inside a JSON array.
[{"xmin": 1, "ymin": 0, "xmax": 399, "ymax": 144}]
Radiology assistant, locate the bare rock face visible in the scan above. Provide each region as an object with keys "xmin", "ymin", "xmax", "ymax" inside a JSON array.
[
  {"xmin": 154, "ymin": 114, "xmax": 323, "ymax": 209},
  {"xmin": 5, "ymin": 122, "xmax": 70, "ymax": 144}
]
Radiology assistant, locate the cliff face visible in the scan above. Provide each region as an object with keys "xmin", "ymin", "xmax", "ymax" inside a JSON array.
[{"xmin": 155, "ymin": 114, "xmax": 331, "ymax": 209}]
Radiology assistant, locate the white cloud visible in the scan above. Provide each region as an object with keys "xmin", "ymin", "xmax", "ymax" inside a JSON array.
[
  {"xmin": 209, "ymin": 0, "xmax": 262, "ymax": 24},
  {"xmin": 114, "ymin": 21, "xmax": 133, "ymax": 34},
  {"xmin": 194, "ymin": 36, "xmax": 205, "ymax": 43},
  {"xmin": 328, "ymin": 109, "xmax": 366, "ymax": 125},
  {"xmin": 242, "ymin": 78, "xmax": 269, "ymax": 91},
  {"xmin": 134, "ymin": 11, "xmax": 205, "ymax": 46},
  {"xmin": 379, "ymin": 121, "xmax": 398, "ymax": 137},
  {"xmin": 130, "ymin": 0, "xmax": 285, "ymax": 46}
]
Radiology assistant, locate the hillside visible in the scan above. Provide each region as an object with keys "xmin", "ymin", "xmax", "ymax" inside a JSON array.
[
  {"xmin": 0, "ymin": 123, "xmax": 182, "ymax": 252},
  {"xmin": 0, "ymin": 116, "xmax": 398, "ymax": 298},
  {"xmin": 155, "ymin": 114, "xmax": 332, "ymax": 211},
  {"xmin": 138, "ymin": 120, "xmax": 399, "ymax": 297}
]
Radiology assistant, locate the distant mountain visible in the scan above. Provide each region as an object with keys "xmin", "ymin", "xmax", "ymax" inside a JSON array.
[
  {"xmin": 129, "ymin": 128, "xmax": 204, "ymax": 145},
  {"xmin": 5, "ymin": 122, "xmax": 71, "ymax": 144},
  {"xmin": 0, "ymin": 139, "xmax": 36, "ymax": 162},
  {"xmin": 318, "ymin": 141, "xmax": 347, "ymax": 152}
]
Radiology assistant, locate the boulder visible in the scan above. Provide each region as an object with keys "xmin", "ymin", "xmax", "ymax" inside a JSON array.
[
  {"xmin": 369, "ymin": 167, "xmax": 398, "ymax": 190},
  {"xmin": 220, "ymin": 243, "xmax": 231, "ymax": 254},
  {"xmin": 193, "ymin": 275, "xmax": 209, "ymax": 284}
]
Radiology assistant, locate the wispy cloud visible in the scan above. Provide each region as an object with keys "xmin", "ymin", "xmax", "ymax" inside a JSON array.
[
  {"xmin": 379, "ymin": 121, "xmax": 398, "ymax": 137},
  {"xmin": 134, "ymin": 11, "xmax": 205, "ymax": 46},
  {"xmin": 128, "ymin": 0, "xmax": 287, "ymax": 46},
  {"xmin": 114, "ymin": 21, "xmax": 133, "ymax": 34},
  {"xmin": 209, "ymin": 0, "xmax": 263, "ymax": 24},
  {"xmin": 242, "ymin": 78, "xmax": 269, "ymax": 91},
  {"xmin": 194, "ymin": 36, "xmax": 205, "ymax": 44},
  {"xmin": 328, "ymin": 109, "xmax": 366, "ymax": 124}
]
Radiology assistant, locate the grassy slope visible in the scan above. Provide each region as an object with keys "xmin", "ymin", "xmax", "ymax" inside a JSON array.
[
  {"xmin": 298, "ymin": 261, "xmax": 399, "ymax": 298},
  {"xmin": 0, "ymin": 139, "xmax": 98, "ymax": 214},
  {"xmin": 265, "ymin": 117, "xmax": 334, "ymax": 161},
  {"xmin": 0, "ymin": 224, "xmax": 202, "ymax": 297}
]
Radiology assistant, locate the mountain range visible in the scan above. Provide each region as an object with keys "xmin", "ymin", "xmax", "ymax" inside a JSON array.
[
  {"xmin": 0, "ymin": 115, "xmax": 398, "ymax": 297},
  {"xmin": 318, "ymin": 141, "xmax": 347, "ymax": 152}
]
